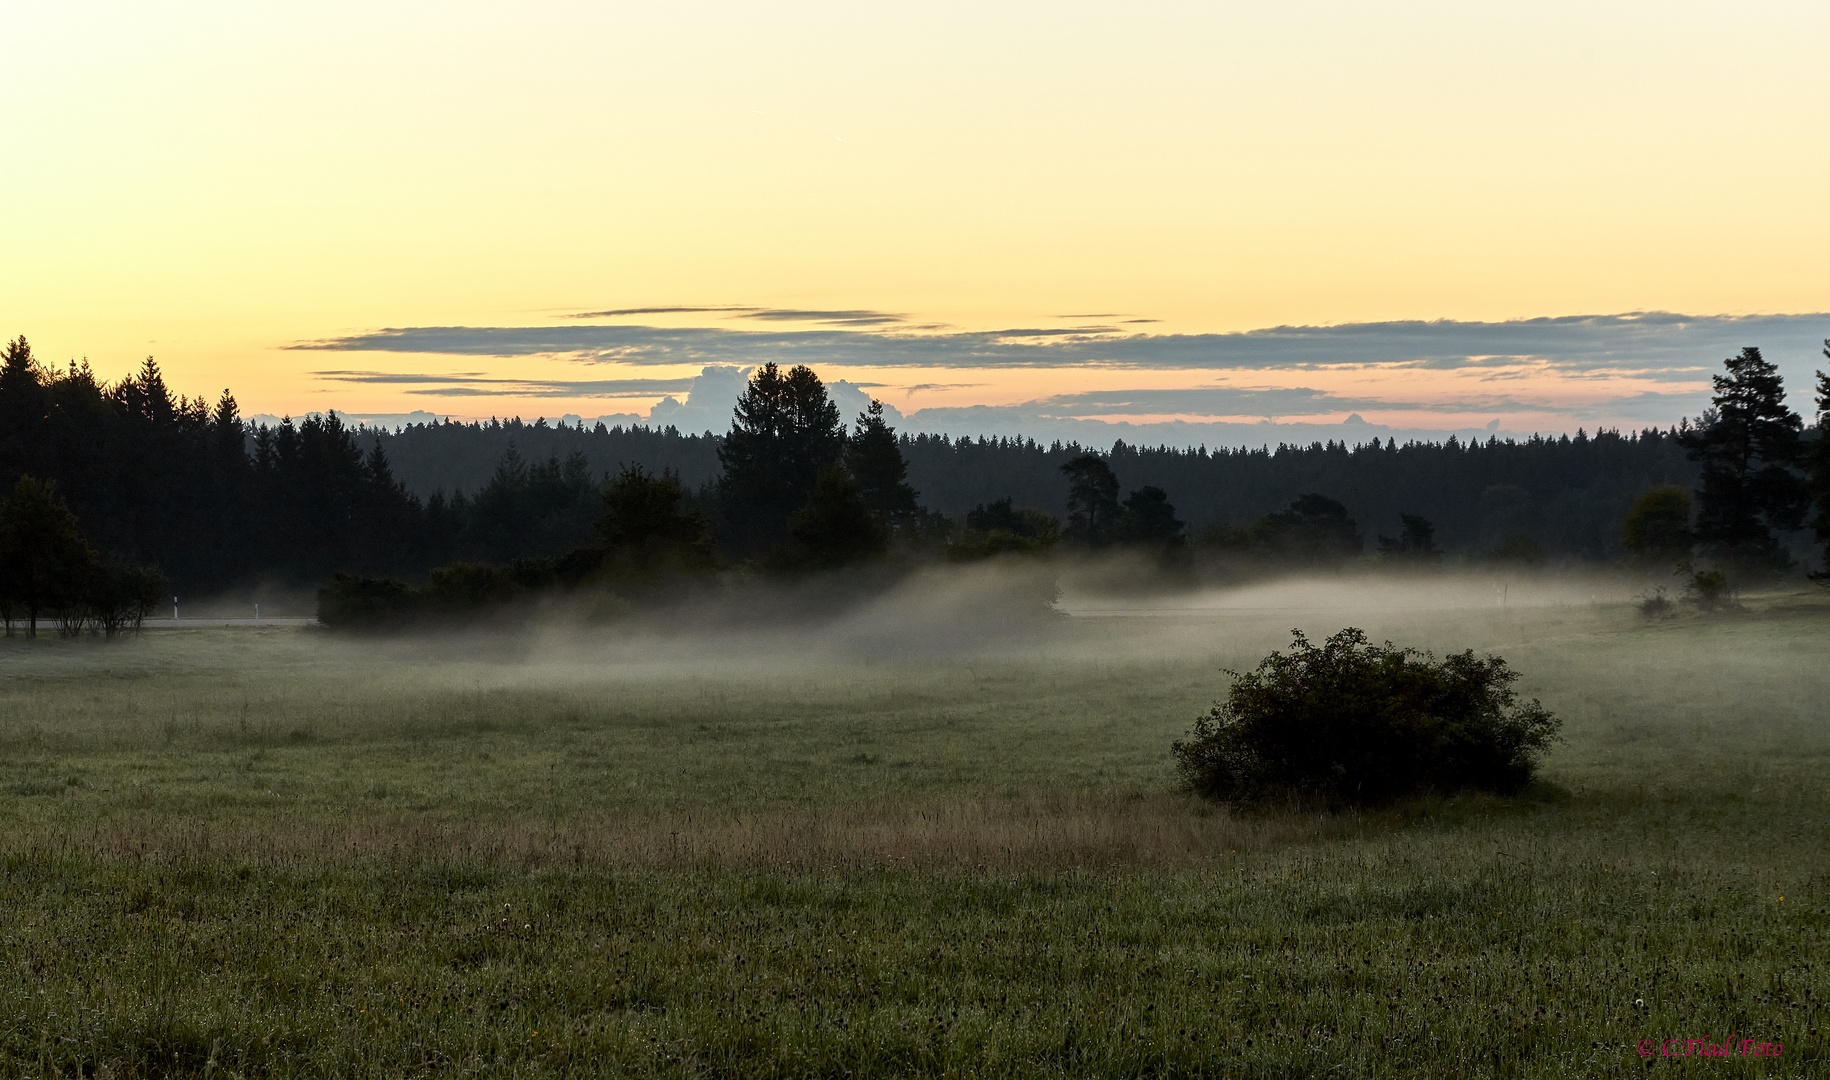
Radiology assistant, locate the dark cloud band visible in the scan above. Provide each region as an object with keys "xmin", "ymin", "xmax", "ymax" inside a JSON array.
[
  {"xmin": 289, "ymin": 312, "xmax": 1830, "ymax": 376},
  {"xmin": 313, "ymin": 370, "xmax": 697, "ymax": 398}
]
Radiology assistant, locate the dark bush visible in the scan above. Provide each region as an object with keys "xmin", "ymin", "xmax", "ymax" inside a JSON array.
[
  {"xmin": 85, "ymin": 563, "xmax": 168, "ymax": 637},
  {"xmin": 316, "ymin": 573, "xmax": 416, "ymax": 630},
  {"xmin": 1172, "ymin": 627, "xmax": 1560, "ymax": 808}
]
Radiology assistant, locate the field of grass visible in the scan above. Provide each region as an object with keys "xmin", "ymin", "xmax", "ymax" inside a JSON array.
[{"xmin": 1, "ymin": 575, "xmax": 1826, "ymax": 1077}]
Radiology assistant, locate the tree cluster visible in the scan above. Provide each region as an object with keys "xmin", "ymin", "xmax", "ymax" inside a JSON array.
[
  {"xmin": 1619, "ymin": 343, "xmax": 1830, "ymax": 585},
  {"xmin": 0, "ymin": 475, "xmax": 165, "ymax": 637}
]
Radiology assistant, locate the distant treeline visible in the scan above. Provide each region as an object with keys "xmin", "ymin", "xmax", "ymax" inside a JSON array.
[
  {"xmin": 4, "ymin": 332, "xmax": 1828, "ymax": 611},
  {"xmin": 367, "ymin": 413, "xmax": 1700, "ymax": 563}
]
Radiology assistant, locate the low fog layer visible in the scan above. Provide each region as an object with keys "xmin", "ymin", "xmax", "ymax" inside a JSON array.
[{"xmin": 266, "ymin": 562, "xmax": 1657, "ymax": 693}]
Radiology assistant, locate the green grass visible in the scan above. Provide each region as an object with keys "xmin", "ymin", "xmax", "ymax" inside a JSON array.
[{"xmin": 0, "ymin": 585, "xmax": 1826, "ymax": 1077}]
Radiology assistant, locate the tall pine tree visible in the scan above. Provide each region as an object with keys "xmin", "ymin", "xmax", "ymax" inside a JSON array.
[
  {"xmin": 1681, "ymin": 347, "xmax": 1808, "ymax": 574},
  {"xmin": 716, "ymin": 363, "xmax": 845, "ymax": 555},
  {"xmin": 1060, "ymin": 454, "xmax": 1120, "ymax": 546},
  {"xmin": 1810, "ymin": 341, "xmax": 1830, "ymax": 582}
]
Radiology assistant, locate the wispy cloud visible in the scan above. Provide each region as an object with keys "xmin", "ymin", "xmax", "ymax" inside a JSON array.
[
  {"xmin": 562, "ymin": 305, "xmax": 756, "ymax": 318},
  {"xmin": 1031, "ymin": 386, "xmax": 1552, "ymax": 418},
  {"xmin": 313, "ymin": 370, "xmax": 494, "ymax": 383},
  {"xmin": 312, "ymin": 370, "xmax": 698, "ymax": 398},
  {"xmin": 561, "ymin": 305, "xmax": 909, "ymax": 327},
  {"xmin": 737, "ymin": 308, "xmax": 907, "ymax": 326},
  {"xmin": 899, "ymin": 382, "xmax": 988, "ymax": 394}
]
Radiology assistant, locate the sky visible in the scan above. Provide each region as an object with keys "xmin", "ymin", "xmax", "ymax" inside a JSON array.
[{"xmin": 4, "ymin": 1, "xmax": 1829, "ymax": 447}]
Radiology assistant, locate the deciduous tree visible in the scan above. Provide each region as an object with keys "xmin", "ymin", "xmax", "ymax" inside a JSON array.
[
  {"xmin": 0, "ymin": 476, "xmax": 94, "ymax": 636},
  {"xmin": 1620, "ymin": 485, "xmax": 1693, "ymax": 567}
]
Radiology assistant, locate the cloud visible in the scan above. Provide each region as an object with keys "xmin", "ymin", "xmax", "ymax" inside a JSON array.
[
  {"xmin": 312, "ymin": 370, "xmax": 698, "ymax": 398},
  {"xmin": 898, "ymin": 382, "xmax": 988, "ymax": 394},
  {"xmin": 288, "ymin": 311, "xmax": 1828, "ymax": 440},
  {"xmin": 287, "ymin": 312, "xmax": 1830, "ymax": 380},
  {"xmin": 559, "ymin": 305, "xmax": 910, "ymax": 327},
  {"xmin": 1031, "ymin": 385, "xmax": 1607, "ymax": 418},
  {"xmin": 736, "ymin": 308, "xmax": 908, "ymax": 326},
  {"xmin": 562, "ymin": 305, "xmax": 758, "ymax": 318},
  {"xmin": 885, "ymin": 405, "xmax": 1534, "ymax": 449}
]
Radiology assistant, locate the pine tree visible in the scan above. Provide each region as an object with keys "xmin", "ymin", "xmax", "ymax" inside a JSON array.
[
  {"xmin": 844, "ymin": 400, "xmax": 919, "ymax": 528},
  {"xmin": 1809, "ymin": 342, "xmax": 1830, "ymax": 583},
  {"xmin": 1060, "ymin": 454, "xmax": 1120, "ymax": 546},
  {"xmin": 717, "ymin": 363, "xmax": 845, "ymax": 554},
  {"xmin": 0, "ymin": 336, "xmax": 49, "ymax": 482},
  {"xmin": 1680, "ymin": 347, "xmax": 1808, "ymax": 573}
]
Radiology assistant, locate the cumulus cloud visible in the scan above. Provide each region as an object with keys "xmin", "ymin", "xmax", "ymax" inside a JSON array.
[{"xmin": 639, "ymin": 366, "xmax": 903, "ymax": 435}]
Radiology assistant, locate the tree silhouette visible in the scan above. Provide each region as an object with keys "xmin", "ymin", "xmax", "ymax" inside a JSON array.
[
  {"xmin": 779, "ymin": 466, "xmax": 890, "ymax": 571},
  {"xmin": 1620, "ymin": 485, "xmax": 1693, "ymax": 567},
  {"xmin": 1681, "ymin": 347, "xmax": 1808, "ymax": 574},
  {"xmin": 0, "ymin": 337, "xmax": 49, "ymax": 483},
  {"xmin": 1245, "ymin": 493, "xmax": 1363, "ymax": 564},
  {"xmin": 1060, "ymin": 454, "xmax": 1120, "ymax": 546},
  {"xmin": 0, "ymin": 476, "xmax": 94, "ymax": 637},
  {"xmin": 954, "ymin": 497, "xmax": 1060, "ymax": 558},
  {"xmin": 1379, "ymin": 513, "xmax": 1441, "ymax": 562},
  {"xmin": 1810, "ymin": 342, "xmax": 1830, "ymax": 584},
  {"xmin": 717, "ymin": 363, "xmax": 845, "ymax": 555},
  {"xmin": 86, "ymin": 563, "xmax": 168, "ymax": 638},
  {"xmin": 1117, "ymin": 486, "xmax": 1185, "ymax": 548},
  {"xmin": 844, "ymin": 399, "xmax": 920, "ymax": 529},
  {"xmin": 596, "ymin": 464, "xmax": 716, "ymax": 598}
]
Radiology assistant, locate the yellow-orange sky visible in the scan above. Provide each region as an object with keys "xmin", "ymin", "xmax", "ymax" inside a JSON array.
[{"xmin": 4, "ymin": 1, "xmax": 1828, "ymax": 437}]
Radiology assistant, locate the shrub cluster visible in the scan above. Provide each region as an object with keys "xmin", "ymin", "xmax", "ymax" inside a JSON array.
[{"xmin": 1173, "ymin": 627, "xmax": 1560, "ymax": 808}]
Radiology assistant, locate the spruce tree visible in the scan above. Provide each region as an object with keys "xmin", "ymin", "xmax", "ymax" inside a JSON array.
[
  {"xmin": 1810, "ymin": 341, "xmax": 1830, "ymax": 582},
  {"xmin": 716, "ymin": 363, "xmax": 845, "ymax": 554},
  {"xmin": 844, "ymin": 399, "xmax": 919, "ymax": 528},
  {"xmin": 1681, "ymin": 347, "xmax": 1808, "ymax": 573},
  {"xmin": 0, "ymin": 336, "xmax": 49, "ymax": 482},
  {"xmin": 1060, "ymin": 454, "xmax": 1120, "ymax": 546}
]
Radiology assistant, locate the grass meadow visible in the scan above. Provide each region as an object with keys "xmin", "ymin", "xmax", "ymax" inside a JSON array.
[{"xmin": 0, "ymin": 573, "xmax": 1825, "ymax": 1077}]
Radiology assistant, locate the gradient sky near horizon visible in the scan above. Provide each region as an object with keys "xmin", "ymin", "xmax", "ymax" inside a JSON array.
[{"xmin": 4, "ymin": 1, "xmax": 1829, "ymax": 440}]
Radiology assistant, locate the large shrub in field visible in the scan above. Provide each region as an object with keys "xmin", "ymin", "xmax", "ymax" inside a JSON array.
[{"xmin": 1173, "ymin": 628, "xmax": 1560, "ymax": 808}]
